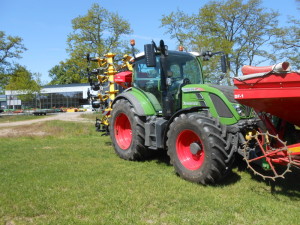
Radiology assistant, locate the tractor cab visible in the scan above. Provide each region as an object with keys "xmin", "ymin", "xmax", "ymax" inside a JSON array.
[{"xmin": 132, "ymin": 50, "xmax": 204, "ymax": 114}]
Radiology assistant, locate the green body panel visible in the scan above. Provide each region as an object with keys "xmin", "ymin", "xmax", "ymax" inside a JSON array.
[
  {"xmin": 128, "ymin": 84, "xmax": 244, "ymax": 126},
  {"xmin": 129, "ymin": 88, "xmax": 159, "ymax": 115},
  {"xmin": 143, "ymin": 91, "xmax": 162, "ymax": 112},
  {"xmin": 181, "ymin": 84, "xmax": 241, "ymax": 125}
]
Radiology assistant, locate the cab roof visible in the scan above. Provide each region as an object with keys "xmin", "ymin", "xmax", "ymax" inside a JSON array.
[{"xmin": 134, "ymin": 50, "xmax": 200, "ymax": 59}]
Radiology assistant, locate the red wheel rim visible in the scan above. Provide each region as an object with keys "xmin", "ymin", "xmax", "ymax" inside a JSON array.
[
  {"xmin": 176, "ymin": 129, "xmax": 205, "ymax": 170},
  {"xmin": 114, "ymin": 113, "xmax": 132, "ymax": 150}
]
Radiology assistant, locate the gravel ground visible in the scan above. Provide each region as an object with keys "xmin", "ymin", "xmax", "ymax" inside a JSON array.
[
  {"xmin": 0, "ymin": 112, "xmax": 92, "ymax": 128},
  {"xmin": 0, "ymin": 112, "xmax": 94, "ymax": 137}
]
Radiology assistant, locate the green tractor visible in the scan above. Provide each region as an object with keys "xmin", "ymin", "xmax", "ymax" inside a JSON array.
[{"xmin": 91, "ymin": 40, "xmax": 257, "ymax": 185}]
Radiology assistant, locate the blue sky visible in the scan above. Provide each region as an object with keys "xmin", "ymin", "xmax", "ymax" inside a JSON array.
[{"xmin": 0, "ymin": 0, "xmax": 299, "ymax": 83}]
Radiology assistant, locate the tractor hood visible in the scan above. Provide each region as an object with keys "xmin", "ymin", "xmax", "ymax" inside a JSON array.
[{"xmin": 208, "ymin": 84, "xmax": 237, "ymax": 104}]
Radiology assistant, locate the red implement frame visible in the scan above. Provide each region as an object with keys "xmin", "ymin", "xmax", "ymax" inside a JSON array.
[
  {"xmin": 234, "ymin": 70, "xmax": 300, "ymax": 168},
  {"xmin": 234, "ymin": 72, "xmax": 300, "ymax": 127}
]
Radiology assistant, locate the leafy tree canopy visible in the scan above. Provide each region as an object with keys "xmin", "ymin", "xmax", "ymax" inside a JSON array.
[
  {"xmin": 0, "ymin": 31, "xmax": 27, "ymax": 66},
  {"xmin": 161, "ymin": 0, "xmax": 280, "ymax": 84},
  {"xmin": 272, "ymin": 16, "xmax": 300, "ymax": 69},
  {"xmin": 49, "ymin": 3, "xmax": 133, "ymax": 84},
  {"xmin": 48, "ymin": 60, "xmax": 85, "ymax": 85},
  {"xmin": 6, "ymin": 64, "xmax": 41, "ymax": 102},
  {"xmin": 0, "ymin": 31, "xmax": 27, "ymax": 92}
]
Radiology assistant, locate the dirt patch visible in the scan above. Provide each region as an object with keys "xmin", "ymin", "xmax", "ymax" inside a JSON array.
[
  {"xmin": 0, "ymin": 127, "xmax": 46, "ymax": 138},
  {"xmin": 0, "ymin": 112, "xmax": 92, "ymax": 128},
  {"xmin": 0, "ymin": 112, "xmax": 94, "ymax": 137},
  {"xmin": 0, "ymin": 122, "xmax": 53, "ymax": 138}
]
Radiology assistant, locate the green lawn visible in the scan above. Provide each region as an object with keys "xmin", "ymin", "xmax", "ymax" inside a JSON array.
[
  {"xmin": 0, "ymin": 114, "xmax": 47, "ymax": 123},
  {"xmin": 79, "ymin": 111, "xmax": 99, "ymax": 120},
  {"xmin": 0, "ymin": 120, "xmax": 299, "ymax": 225}
]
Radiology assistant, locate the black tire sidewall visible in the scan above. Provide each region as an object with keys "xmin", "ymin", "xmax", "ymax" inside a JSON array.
[
  {"xmin": 110, "ymin": 100, "xmax": 137, "ymax": 159},
  {"xmin": 168, "ymin": 117, "xmax": 213, "ymax": 181},
  {"xmin": 167, "ymin": 113, "xmax": 226, "ymax": 184},
  {"xmin": 110, "ymin": 99, "xmax": 150, "ymax": 160}
]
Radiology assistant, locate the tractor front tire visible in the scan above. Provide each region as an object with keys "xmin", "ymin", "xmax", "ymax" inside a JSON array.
[
  {"xmin": 167, "ymin": 112, "xmax": 228, "ymax": 185},
  {"xmin": 109, "ymin": 99, "xmax": 150, "ymax": 160}
]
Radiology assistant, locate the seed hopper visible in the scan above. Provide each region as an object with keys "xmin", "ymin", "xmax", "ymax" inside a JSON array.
[{"xmin": 234, "ymin": 62, "xmax": 300, "ymax": 179}]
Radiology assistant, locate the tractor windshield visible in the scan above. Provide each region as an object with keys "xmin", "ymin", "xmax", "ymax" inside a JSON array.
[
  {"xmin": 132, "ymin": 51, "xmax": 203, "ymax": 112},
  {"xmin": 166, "ymin": 51, "xmax": 203, "ymax": 85},
  {"xmin": 133, "ymin": 51, "xmax": 203, "ymax": 90}
]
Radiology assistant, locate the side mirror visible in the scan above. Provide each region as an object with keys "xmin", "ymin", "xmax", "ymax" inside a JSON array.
[
  {"xmin": 144, "ymin": 44, "xmax": 156, "ymax": 67},
  {"xmin": 221, "ymin": 55, "xmax": 227, "ymax": 73}
]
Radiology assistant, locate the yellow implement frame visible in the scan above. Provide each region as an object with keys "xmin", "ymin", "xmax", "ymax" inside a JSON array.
[{"xmin": 92, "ymin": 53, "xmax": 132, "ymax": 127}]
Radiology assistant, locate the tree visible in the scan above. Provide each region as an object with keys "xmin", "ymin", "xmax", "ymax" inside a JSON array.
[
  {"xmin": 48, "ymin": 61, "xmax": 84, "ymax": 85},
  {"xmin": 0, "ymin": 31, "xmax": 27, "ymax": 92},
  {"xmin": 0, "ymin": 31, "xmax": 27, "ymax": 66},
  {"xmin": 161, "ymin": 0, "xmax": 280, "ymax": 85},
  {"xmin": 0, "ymin": 67, "xmax": 11, "ymax": 94},
  {"xmin": 272, "ymin": 1, "xmax": 300, "ymax": 69},
  {"xmin": 6, "ymin": 65, "xmax": 41, "ymax": 104},
  {"xmin": 49, "ymin": 3, "xmax": 133, "ymax": 84}
]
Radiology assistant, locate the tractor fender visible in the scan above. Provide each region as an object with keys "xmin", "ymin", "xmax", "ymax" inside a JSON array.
[{"xmin": 111, "ymin": 90, "xmax": 156, "ymax": 116}]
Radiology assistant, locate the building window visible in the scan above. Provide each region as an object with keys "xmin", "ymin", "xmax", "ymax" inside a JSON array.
[{"xmin": 20, "ymin": 91, "xmax": 84, "ymax": 109}]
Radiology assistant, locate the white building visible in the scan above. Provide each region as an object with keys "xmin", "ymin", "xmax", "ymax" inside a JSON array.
[{"xmin": 5, "ymin": 83, "xmax": 91, "ymax": 109}]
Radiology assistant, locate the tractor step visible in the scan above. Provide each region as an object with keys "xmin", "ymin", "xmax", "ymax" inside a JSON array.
[{"xmin": 145, "ymin": 118, "xmax": 167, "ymax": 150}]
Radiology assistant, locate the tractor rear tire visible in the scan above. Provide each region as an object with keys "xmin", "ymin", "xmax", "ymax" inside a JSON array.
[
  {"xmin": 167, "ymin": 112, "xmax": 228, "ymax": 185},
  {"xmin": 109, "ymin": 99, "xmax": 151, "ymax": 160}
]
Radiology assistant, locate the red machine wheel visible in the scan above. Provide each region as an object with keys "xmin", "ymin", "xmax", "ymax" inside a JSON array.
[
  {"xmin": 243, "ymin": 132, "xmax": 292, "ymax": 180},
  {"xmin": 176, "ymin": 129, "xmax": 205, "ymax": 170},
  {"xmin": 110, "ymin": 99, "xmax": 152, "ymax": 160},
  {"xmin": 114, "ymin": 113, "xmax": 132, "ymax": 150},
  {"xmin": 167, "ymin": 112, "xmax": 228, "ymax": 185}
]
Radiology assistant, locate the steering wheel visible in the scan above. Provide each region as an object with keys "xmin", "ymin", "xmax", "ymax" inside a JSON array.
[{"xmin": 182, "ymin": 78, "xmax": 191, "ymax": 85}]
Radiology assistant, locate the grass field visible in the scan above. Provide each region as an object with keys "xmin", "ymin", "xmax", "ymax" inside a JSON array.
[
  {"xmin": 0, "ymin": 114, "xmax": 47, "ymax": 123},
  {"xmin": 79, "ymin": 111, "xmax": 99, "ymax": 120},
  {"xmin": 0, "ymin": 120, "xmax": 299, "ymax": 225}
]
